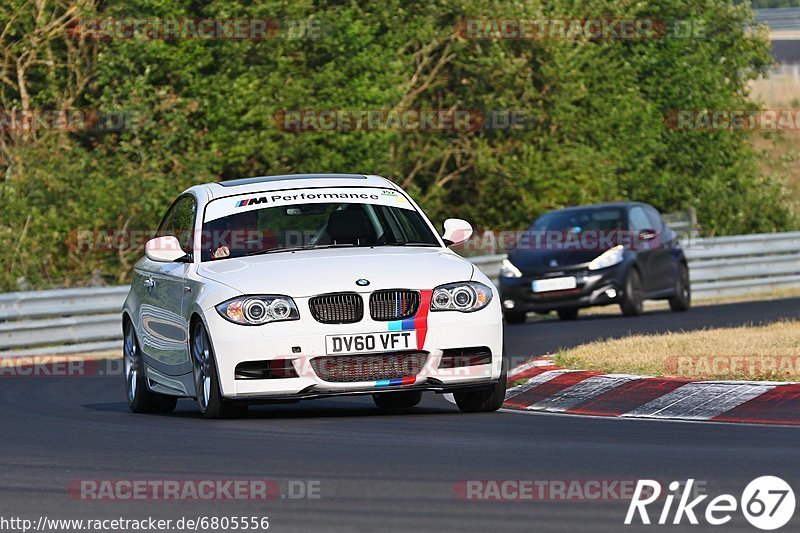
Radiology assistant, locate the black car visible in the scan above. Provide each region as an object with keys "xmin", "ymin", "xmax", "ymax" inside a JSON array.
[{"xmin": 499, "ymin": 202, "xmax": 690, "ymax": 322}]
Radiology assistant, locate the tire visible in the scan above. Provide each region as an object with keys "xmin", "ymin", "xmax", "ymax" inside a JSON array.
[
  {"xmin": 123, "ymin": 319, "xmax": 177, "ymax": 414},
  {"xmin": 503, "ymin": 311, "xmax": 526, "ymax": 324},
  {"xmin": 372, "ymin": 390, "xmax": 423, "ymax": 409},
  {"xmin": 191, "ymin": 321, "xmax": 248, "ymax": 419},
  {"xmin": 620, "ymin": 268, "xmax": 644, "ymax": 316},
  {"xmin": 557, "ymin": 308, "xmax": 579, "ymax": 320},
  {"xmin": 454, "ymin": 354, "xmax": 507, "ymax": 413},
  {"xmin": 668, "ymin": 262, "xmax": 691, "ymax": 312}
]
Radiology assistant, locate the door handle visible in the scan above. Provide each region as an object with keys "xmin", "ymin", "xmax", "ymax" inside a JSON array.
[{"xmin": 143, "ymin": 278, "xmax": 155, "ymax": 290}]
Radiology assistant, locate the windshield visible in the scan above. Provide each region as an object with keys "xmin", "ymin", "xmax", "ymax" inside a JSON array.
[
  {"xmin": 201, "ymin": 195, "xmax": 439, "ymax": 261},
  {"xmin": 531, "ymin": 207, "xmax": 625, "ymax": 232}
]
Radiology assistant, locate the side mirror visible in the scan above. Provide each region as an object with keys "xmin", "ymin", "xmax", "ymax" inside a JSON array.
[
  {"xmin": 638, "ymin": 229, "xmax": 658, "ymax": 241},
  {"xmin": 442, "ymin": 218, "xmax": 473, "ymax": 246},
  {"xmin": 145, "ymin": 236, "xmax": 188, "ymax": 262}
]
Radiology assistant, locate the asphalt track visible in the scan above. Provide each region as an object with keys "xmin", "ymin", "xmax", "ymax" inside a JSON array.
[{"xmin": 1, "ymin": 298, "xmax": 799, "ymax": 533}]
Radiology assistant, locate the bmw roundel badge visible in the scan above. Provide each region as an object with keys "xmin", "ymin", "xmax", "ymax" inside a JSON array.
[{"xmin": 356, "ymin": 278, "xmax": 370, "ymax": 286}]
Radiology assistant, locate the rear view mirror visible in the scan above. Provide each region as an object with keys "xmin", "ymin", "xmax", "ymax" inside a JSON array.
[
  {"xmin": 145, "ymin": 236, "xmax": 187, "ymax": 262},
  {"xmin": 442, "ymin": 218, "xmax": 473, "ymax": 246}
]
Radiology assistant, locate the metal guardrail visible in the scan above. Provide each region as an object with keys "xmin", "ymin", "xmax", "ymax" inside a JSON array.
[
  {"xmin": 756, "ymin": 8, "xmax": 800, "ymax": 33},
  {"xmin": 1, "ymin": 231, "xmax": 799, "ymax": 356},
  {"xmin": 0, "ymin": 287, "xmax": 127, "ymax": 356}
]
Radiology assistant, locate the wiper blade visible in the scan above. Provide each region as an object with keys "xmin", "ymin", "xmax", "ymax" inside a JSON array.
[
  {"xmin": 244, "ymin": 246, "xmax": 313, "ymax": 256},
  {"xmin": 243, "ymin": 242, "xmax": 436, "ymax": 256},
  {"xmin": 376, "ymin": 242, "xmax": 439, "ymax": 247},
  {"xmin": 244, "ymin": 243, "xmax": 364, "ymax": 256}
]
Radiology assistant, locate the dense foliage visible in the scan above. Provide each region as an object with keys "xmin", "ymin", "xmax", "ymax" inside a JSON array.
[{"xmin": 0, "ymin": 0, "xmax": 794, "ymax": 290}]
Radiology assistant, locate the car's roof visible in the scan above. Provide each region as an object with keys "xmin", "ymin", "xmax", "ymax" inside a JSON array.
[
  {"xmin": 196, "ymin": 174, "xmax": 400, "ymax": 199},
  {"xmin": 544, "ymin": 201, "xmax": 650, "ymax": 214}
]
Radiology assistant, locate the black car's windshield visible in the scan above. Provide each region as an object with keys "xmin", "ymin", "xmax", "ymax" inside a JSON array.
[
  {"xmin": 531, "ymin": 207, "xmax": 625, "ymax": 232},
  {"xmin": 201, "ymin": 201, "xmax": 439, "ymax": 261}
]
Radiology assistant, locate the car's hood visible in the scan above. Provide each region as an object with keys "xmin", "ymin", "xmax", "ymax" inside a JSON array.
[
  {"xmin": 196, "ymin": 247, "xmax": 475, "ymax": 297},
  {"xmin": 508, "ymin": 249, "xmax": 603, "ymax": 272}
]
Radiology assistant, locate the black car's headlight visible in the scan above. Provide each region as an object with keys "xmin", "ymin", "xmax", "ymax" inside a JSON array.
[
  {"xmin": 216, "ymin": 295, "xmax": 300, "ymax": 325},
  {"xmin": 588, "ymin": 245, "xmax": 625, "ymax": 271},
  {"xmin": 430, "ymin": 282, "xmax": 493, "ymax": 313}
]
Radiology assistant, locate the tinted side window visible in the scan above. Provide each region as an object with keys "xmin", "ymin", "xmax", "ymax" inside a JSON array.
[
  {"xmin": 157, "ymin": 196, "xmax": 196, "ymax": 254},
  {"xmin": 644, "ymin": 206, "xmax": 664, "ymax": 231},
  {"xmin": 628, "ymin": 206, "xmax": 651, "ymax": 232}
]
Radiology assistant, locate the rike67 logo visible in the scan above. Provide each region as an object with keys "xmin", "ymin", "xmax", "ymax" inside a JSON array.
[{"xmin": 625, "ymin": 477, "xmax": 795, "ymax": 530}]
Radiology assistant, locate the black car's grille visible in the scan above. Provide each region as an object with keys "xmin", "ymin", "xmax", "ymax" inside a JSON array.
[
  {"xmin": 310, "ymin": 352, "xmax": 428, "ymax": 382},
  {"xmin": 369, "ymin": 290, "xmax": 420, "ymax": 321},
  {"xmin": 308, "ymin": 293, "xmax": 364, "ymax": 324}
]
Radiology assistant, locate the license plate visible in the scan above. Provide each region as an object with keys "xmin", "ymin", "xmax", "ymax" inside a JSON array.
[
  {"xmin": 325, "ymin": 331, "xmax": 418, "ymax": 355},
  {"xmin": 532, "ymin": 276, "xmax": 577, "ymax": 293}
]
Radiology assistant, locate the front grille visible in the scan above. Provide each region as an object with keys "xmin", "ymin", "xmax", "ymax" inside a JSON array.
[
  {"xmin": 311, "ymin": 352, "xmax": 428, "ymax": 382},
  {"xmin": 309, "ymin": 292, "xmax": 363, "ymax": 324},
  {"xmin": 369, "ymin": 289, "xmax": 420, "ymax": 321}
]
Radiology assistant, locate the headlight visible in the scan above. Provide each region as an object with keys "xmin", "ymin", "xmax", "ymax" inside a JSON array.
[
  {"xmin": 216, "ymin": 295, "xmax": 300, "ymax": 325},
  {"xmin": 499, "ymin": 258, "xmax": 522, "ymax": 278},
  {"xmin": 430, "ymin": 282, "xmax": 493, "ymax": 312},
  {"xmin": 588, "ymin": 245, "xmax": 625, "ymax": 270}
]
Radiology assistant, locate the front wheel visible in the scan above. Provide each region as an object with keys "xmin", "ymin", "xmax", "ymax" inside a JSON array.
[
  {"xmin": 454, "ymin": 357, "xmax": 507, "ymax": 413},
  {"xmin": 372, "ymin": 390, "xmax": 423, "ymax": 409},
  {"xmin": 620, "ymin": 268, "xmax": 644, "ymax": 316},
  {"xmin": 669, "ymin": 263, "xmax": 691, "ymax": 312},
  {"xmin": 124, "ymin": 320, "xmax": 177, "ymax": 414},
  {"xmin": 191, "ymin": 321, "xmax": 247, "ymax": 419}
]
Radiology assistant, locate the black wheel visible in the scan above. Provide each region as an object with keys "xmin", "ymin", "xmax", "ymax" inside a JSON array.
[
  {"xmin": 123, "ymin": 319, "xmax": 177, "ymax": 414},
  {"xmin": 503, "ymin": 311, "xmax": 526, "ymax": 324},
  {"xmin": 372, "ymin": 390, "xmax": 423, "ymax": 409},
  {"xmin": 191, "ymin": 321, "xmax": 247, "ymax": 419},
  {"xmin": 620, "ymin": 268, "xmax": 644, "ymax": 316},
  {"xmin": 669, "ymin": 262, "xmax": 691, "ymax": 312},
  {"xmin": 557, "ymin": 308, "xmax": 579, "ymax": 320},
  {"xmin": 454, "ymin": 354, "xmax": 507, "ymax": 413}
]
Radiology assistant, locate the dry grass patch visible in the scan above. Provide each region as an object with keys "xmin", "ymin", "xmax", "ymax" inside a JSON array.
[{"xmin": 554, "ymin": 321, "xmax": 800, "ymax": 381}]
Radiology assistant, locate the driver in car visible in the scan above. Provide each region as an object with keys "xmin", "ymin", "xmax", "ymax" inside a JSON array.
[{"xmin": 209, "ymin": 210, "xmax": 260, "ymax": 259}]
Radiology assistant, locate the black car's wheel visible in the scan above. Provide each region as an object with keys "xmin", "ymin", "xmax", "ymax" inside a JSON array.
[
  {"xmin": 454, "ymin": 355, "xmax": 507, "ymax": 413},
  {"xmin": 191, "ymin": 321, "xmax": 247, "ymax": 419},
  {"xmin": 557, "ymin": 308, "xmax": 579, "ymax": 320},
  {"xmin": 124, "ymin": 319, "xmax": 177, "ymax": 414},
  {"xmin": 503, "ymin": 311, "xmax": 526, "ymax": 324},
  {"xmin": 668, "ymin": 262, "xmax": 691, "ymax": 312},
  {"xmin": 620, "ymin": 268, "xmax": 644, "ymax": 316},
  {"xmin": 372, "ymin": 390, "xmax": 423, "ymax": 409}
]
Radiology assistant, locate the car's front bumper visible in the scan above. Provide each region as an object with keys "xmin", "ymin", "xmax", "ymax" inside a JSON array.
[
  {"xmin": 201, "ymin": 297, "xmax": 503, "ymax": 399},
  {"xmin": 499, "ymin": 263, "xmax": 628, "ymax": 313}
]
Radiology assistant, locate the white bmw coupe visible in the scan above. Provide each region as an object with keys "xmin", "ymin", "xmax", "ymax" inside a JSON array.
[{"xmin": 122, "ymin": 174, "xmax": 505, "ymax": 418}]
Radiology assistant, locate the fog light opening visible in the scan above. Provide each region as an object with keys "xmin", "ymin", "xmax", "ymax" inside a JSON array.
[
  {"xmin": 605, "ymin": 288, "xmax": 617, "ymax": 299},
  {"xmin": 503, "ymin": 299, "xmax": 516, "ymax": 309}
]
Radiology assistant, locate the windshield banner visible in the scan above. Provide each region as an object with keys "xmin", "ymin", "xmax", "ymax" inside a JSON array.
[{"xmin": 205, "ymin": 187, "xmax": 414, "ymax": 221}]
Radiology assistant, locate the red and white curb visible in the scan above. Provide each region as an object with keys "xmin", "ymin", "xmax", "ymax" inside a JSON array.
[{"xmin": 503, "ymin": 358, "xmax": 800, "ymax": 425}]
